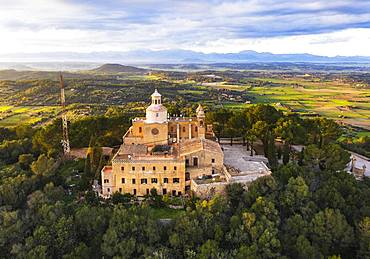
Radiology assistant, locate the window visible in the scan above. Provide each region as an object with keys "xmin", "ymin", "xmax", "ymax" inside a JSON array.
[
  {"xmin": 104, "ymin": 179, "xmax": 109, "ymax": 183},
  {"xmin": 164, "ymin": 178, "xmax": 169, "ymax": 183},
  {"xmin": 174, "ymin": 166, "xmax": 177, "ymax": 171},
  {"xmin": 183, "ymin": 126, "xmax": 186, "ymax": 132},
  {"xmin": 212, "ymin": 169, "xmax": 215, "ymax": 174},
  {"xmin": 185, "ymin": 159, "xmax": 189, "ymax": 166},
  {"xmin": 132, "ymin": 166, "xmax": 135, "ymax": 171},
  {"xmin": 173, "ymin": 178, "xmax": 180, "ymax": 183},
  {"xmin": 195, "ymin": 126, "xmax": 198, "ymax": 132},
  {"xmin": 185, "ymin": 172, "xmax": 190, "ymax": 181},
  {"xmin": 121, "ymin": 178, "xmax": 125, "ymax": 184},
  {"xmin": 185, "ymin": 185, "xmax": 191, "ymax": 191},
  {"xmin": 153, "ymin": 166, "xmax": 156, "ymax": 171},
  {"xmin": 212, "ymin": 158, "xmax": 215, "ymax": 163},
  {"xmin": 156, "ymin": 113, "xmax": 159, "ymax": 117},
  {"xmin": 132, "ymin": 179, "xmax": 136, "ymax": 184},
  {"xmin": 200, "ymin": 120, "xmax": 204, "ymax": 126},
  {"xmin": 151, "ymin": 178, "xmax": 158, "ymax": 183},
  {"xmin": 164, "ymin": 166, "xmax": 167, "ymax": 171},
  {"xmin": 141, "ymin": 178, "xmax": 148, "ymax": 184},
  {"xmin": 107, "ymin": 188, "xmax": 110, "ymax": 193},
  {"xmin": 133, "ymin": 189, "xmax": 136, "ymax": 195},
  {"xmin": 178, "ymin": 191, "xmax": 182, "ymax": 196},
  {"xmin": 163, "ymin": 188, "xmax": 167, "ymax": 195},
  {"xmin": 119, "ymin": 188, "xmax": 122, "ymax": 193},
  {"xmin": 139, "ymin": 127, "xmax": 142, "ymax": 133},
  {"xmin": 172, "ymin": 190, "xmax": 177, "ymax": 196},
  {"xmin": 121, "ymin": 166, "xmax": 124, "ymax": 171},
  {"xmin": 193, "ymin": 157, "xmax": 198, "ymax": 166},
  {"xmin": 146, "ymin": 189, "xmax": 150, "ymax": 195},
  {"xmin": 142, "ymin": 166, "xmax": 145, "ymax": 171}
]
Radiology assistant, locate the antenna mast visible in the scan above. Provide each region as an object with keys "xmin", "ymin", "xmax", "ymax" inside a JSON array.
[{"xmin": 59, "ymin": 72, "xmax": 70, "ymax": 155}]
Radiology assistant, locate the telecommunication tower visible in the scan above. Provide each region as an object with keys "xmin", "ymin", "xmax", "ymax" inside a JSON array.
[{"xmin": 59, "ymin": 72, "xmax": 70, "ymax": 154}]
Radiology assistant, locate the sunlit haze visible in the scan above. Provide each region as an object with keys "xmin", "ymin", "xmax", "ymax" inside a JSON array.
[{"xmin": 1, "ymin": 0, "xmax": 370, "ymax": 57}]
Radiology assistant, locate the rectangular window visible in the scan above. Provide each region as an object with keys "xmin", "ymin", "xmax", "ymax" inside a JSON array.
[
  {"xmin": 141, "ymin": 178, "xmax": 148, "ymax": 184},
  {"xmin": 132, "ymin": 179, "xmax": 136, "ymax": 184},
  {"xmin": 132, "ymin": 166, "xmax": 135, "ymax": 171},
  {"xmin": 153, "ymin": 166, "xmax": 156, "ymax": 171},
  {"xmin": 146, "ymin": 188, "xmax": 150, "ymax": 195},
  {"xmin": 121, "ymin": 166, "xmax": 124, "ymax": 171},
  {"xmin": 164, "ymin": 178, "xmax": 169, "ymax": 183},
  {"xmin": 178, "ymin": 191, "xmax": 182, "ymax": 196},
  {"xmin": 151, "ymin": 178, "xmax": 158, "ymax": 183},
  {"xmin": 193, "ymin": 157, "xmax": 198, "ymax": 166},
  {"xmin": 212, "ymin": 158, "xmax": 215, "ymax": 163},
  {"xmin": 104, "ymin": 179, "xmax": 109, "ymax": 183},
  {"xmin": 164, "ymin": 166, "xmax": 167, "ymax": 171},
  {"xmin": 139, "ymin": 127, "xmax": 142, "ymax": 133},
  {"xmin": 119, "ymin": 188, "xmax": 122, "ymax": 193},
  {"xmin": 174, "ymin": 166, "xmax": 177, "ymax": 171},
  {"xmin": 172, "ymin": 190, "xmax": 177, "ymax": 196},
  {"xmin": 163, "ymin": 188, "xmax": 167, "ymax": 195},
  {"xmin": 142, "ymin": 166, "xmax": 145, "ymax": 171},
  {"xmin": 173, "ymin": 178, "xmax": 180, "ymax": 183},
  {"xmin": 121, "ymin": 178, "xmax": 125, "ymax": 184},
  {"xmin": 133, "ymin": 189, "xmax": 136, "ymax": 195}
]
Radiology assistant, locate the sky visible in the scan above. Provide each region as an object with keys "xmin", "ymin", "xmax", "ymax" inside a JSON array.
[{"xmin": 1, "ymin": 0, "xmax": 370, "ymax": 56}]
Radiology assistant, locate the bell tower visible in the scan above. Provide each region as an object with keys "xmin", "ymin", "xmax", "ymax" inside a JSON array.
[
  {"xmin": 145, "ymin": 89, "xmax": 168, "ymax": 123},
  {"xmin": 196, "ymin": 104, "xmax": 206, "ymax": 138}
]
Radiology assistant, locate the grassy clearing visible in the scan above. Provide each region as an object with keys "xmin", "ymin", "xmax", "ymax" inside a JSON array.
[
  {"xmin": 0, "ymin": 105, "xmax": 13, "ymax": 112},
  {"xmin": 149, "ymin": 207, "xmax": 185, "ymax": 219},
  {"xmin": 0, "ymin": 106, "xmax": 61, "ymax": 127}
]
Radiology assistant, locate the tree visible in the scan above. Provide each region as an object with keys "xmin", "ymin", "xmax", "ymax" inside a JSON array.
[
  {"xmin": 18, "ymin": 154, "xmax": 34, "ymax": 170},
  {"xmin": 320, "ymin": 144, "xmax": 350, "ymax": 171},
  {"xmin": 31, "ymin": 154, "xmax": 56, "ymax": 177},
  {"xmin": 310, "ymin": 208, "xmax": 354, "ymax": 256},
  {"xmin": 357, "ymin": 217, "xmax": 370, "ymax": 258},
  {"xmin": 282, "ymin": 142, "xmax": 290, "ymax": 165},
  {"xmin": 281, "ymin": 176, "xmax": 309, "ymax": 215},
  {"xmin": 266, "ymin": 131, "xmax": 278, "ymax": 168}
]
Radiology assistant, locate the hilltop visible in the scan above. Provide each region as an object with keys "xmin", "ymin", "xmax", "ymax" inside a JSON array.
[{"xmin": 91, "ymin": 64, "xmax": 147, "ymax": 73}]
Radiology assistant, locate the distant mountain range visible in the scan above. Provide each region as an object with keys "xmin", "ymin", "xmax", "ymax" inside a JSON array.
[{"xmin": 1, "ymin": 49, "xmax": 370, "ymax": 64}]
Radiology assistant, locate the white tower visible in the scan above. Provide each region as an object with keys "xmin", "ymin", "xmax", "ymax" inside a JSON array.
[{"xmin": 146, "ymin": 89, "xmax": 168, "ymax": 123}]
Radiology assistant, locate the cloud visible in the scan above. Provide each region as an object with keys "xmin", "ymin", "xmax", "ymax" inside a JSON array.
[{"xmin": 0, "ymin": 0, "xmax": 369, "ymax": 56}]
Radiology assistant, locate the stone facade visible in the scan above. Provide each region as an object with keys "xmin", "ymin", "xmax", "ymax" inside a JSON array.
[{"xmin": 101, "ymin": 89, "xmax": 221, "ymax": 198}]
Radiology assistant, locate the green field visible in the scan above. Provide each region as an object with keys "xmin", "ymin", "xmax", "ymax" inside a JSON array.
[
  {"xmin": 0, "ymin": 105, "xmax": 61, "ymax": 127},
  {"xmin": 148, "ymin": 207, "xmax": 185, "ymax": 219},
  {"xmin": 205, "ymin": 78, "xmax": 370, "ymax": 129}
]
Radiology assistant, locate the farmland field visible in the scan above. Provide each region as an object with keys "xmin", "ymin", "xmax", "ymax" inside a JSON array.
[
  {"xmin": 0, "ymin": 105, "xmax": 61, "ymax": 127},
  {"xmin": 202, "ymin": 77, "xmax": 370, "ymax": 129}
]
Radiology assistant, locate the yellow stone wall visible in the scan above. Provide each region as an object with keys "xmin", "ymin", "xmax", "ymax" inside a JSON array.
[
  {"xmin": 184, "ymin": 149, "xmax": 224, "ymax": 179},
  {"xmin": 111, "ymin": 159, "xmax": 186, "ymax": 196}
]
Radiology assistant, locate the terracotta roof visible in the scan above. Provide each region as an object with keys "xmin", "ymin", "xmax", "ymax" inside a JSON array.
[{"xmin": 179, "ymin": 138, "xmax": 222, "ymax": 156}]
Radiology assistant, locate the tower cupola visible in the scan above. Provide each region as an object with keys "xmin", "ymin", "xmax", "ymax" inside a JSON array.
[{"xmin": 146, "ymin": 89, "xmax": 167, "ymax": 123}]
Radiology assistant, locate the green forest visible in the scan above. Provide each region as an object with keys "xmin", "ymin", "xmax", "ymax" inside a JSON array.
[{"xmin": 0, "ymin": 104, "xmax": 369, "ymax": 258}]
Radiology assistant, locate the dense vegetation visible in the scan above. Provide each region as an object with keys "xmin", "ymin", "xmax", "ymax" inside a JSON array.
[{"xmin": 0, "ymin": 103, "xmax": 369, "ymax": 258}]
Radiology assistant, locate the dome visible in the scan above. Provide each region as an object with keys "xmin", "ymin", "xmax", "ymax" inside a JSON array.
[
  {"xmin": 151, "ymin": 89, "xmax": 161, "ymax": 97},
  {"xmin": 196, "ymin": 104, "xmax": 205, "ymax": 117}
]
